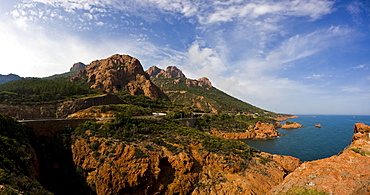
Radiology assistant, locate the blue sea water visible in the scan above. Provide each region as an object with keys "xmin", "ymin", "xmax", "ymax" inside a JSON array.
[{"xmin": 242, "ymin": 115, "xmax": 370, "ymax": 161}]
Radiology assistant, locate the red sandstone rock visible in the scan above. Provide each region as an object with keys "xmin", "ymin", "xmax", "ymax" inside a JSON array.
[
  {"xmin": 147, "ymin": 66, "xmax": 212, "ymax": 88},
  {"xmin": 261, "ymin": 152, "xmax": 302, "ymax": 173},
  {"xmin": 275, "ymin": 115, "xmax": 298, "ymax": 121},
  {"xmin": 71, "ymin": 54, "xmax": 168, "ymax": 99},
  {"xmin": 281, "ymin": 122, "xmax": 303, "ymax": 129},
  {"xmin": 270, "ymin": 123, "xmax": 370, "ymax": 194},
  {"xmin": 72, "ymin": 137, "xmax": 298, "ymax": 195},
  {"xmin": 146, "ymin": 65, "xmax": 186, "ymax": 78},
  {"xmin": 211, "ymin": 121, "xmax": 280, "ymax": 140}
]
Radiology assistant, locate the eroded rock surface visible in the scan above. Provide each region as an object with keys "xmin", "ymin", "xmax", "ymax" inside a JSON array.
[
  {"xmin": 211, "ymin": 121, "xmax": 280, "ymax": 140},
  {"xmin": 72, "ymin": 54, "xmax": 168, "ymax": 99},
  {"xmin": 281, "ymin": 122, "xmax": 303, "ymax": 129},
  {"xmin": 72, "ymin": 137, "xmax": 300, "ymax": 195}
]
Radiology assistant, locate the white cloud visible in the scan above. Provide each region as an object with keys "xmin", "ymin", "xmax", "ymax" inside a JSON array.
[
  {"xmin": 341, "ymin": 86, "xmax": 364, "ymax": 93},
  {"xmin": 0, "ymin": 14, "xmax": 185, "ymax": 77},
  {"xmin": 266, "ymin": 26, "xmax": 352, "ymax": 66},
  {"xmin": 305, "ymin": 74, "xmax": 333, "ymax": 80},
  {"xmin": 352, "ymin": 64, "xmax": 368, "ymax": 70},
  {"xmin": 180, "ymin": 41, "xmax": 227, "ymax": 79},
  {"xmin": 198, "ymin": 0, "xmax": 334, "ymax": 24},
  {"xmin": 12, "ymin": 0, "xmax": 335, "ymax": 27}
]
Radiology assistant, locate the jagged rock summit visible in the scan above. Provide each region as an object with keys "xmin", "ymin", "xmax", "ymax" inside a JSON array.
[
  {"xmin": 146, "ymin": 66, "xmax": 212, "ymax": 88},
  {"xmin": 71, "ymin": 54, "xmax": 168, "ymax": 99},
  {"xmin": 70, "ymin": 62, "xmax": 87, "ymax": 72},
  {"xmin": 147, "ymin": 65, "xmax": 186, "ymax": 78}
]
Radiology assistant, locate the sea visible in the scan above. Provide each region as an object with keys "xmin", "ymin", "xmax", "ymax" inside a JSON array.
[{"xmin": 242, "ymin": 115, "xmax": 370, "ymax": 162}]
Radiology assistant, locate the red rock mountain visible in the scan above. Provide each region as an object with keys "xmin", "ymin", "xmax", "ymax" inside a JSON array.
[
  {"xmin": 147, "ymin": 65, "xmax": 186, "ymax": 78},
  {"xmin": 146, "ymin": 66, "xmax": 212, "ymax": 88},
  {"xmin": 71, "ymin": 54, "xmax": 168, "ymax": 99}
]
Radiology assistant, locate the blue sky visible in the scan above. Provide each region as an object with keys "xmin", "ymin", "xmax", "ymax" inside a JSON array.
[{"xmin": 0, "ymin": 0, "xmax": 369, "ymax": 115}]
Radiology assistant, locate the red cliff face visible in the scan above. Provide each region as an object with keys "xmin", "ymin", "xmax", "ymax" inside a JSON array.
[
  {"xmin": 146, "ymin": 66, "xmax": 212, "ymax": 88},
  {"xmin": 72, "ymin": 137, "xmax": 300, "ymax": 195},
  {"xmin": 147, "ymin": 66, "xmax": 186, "ymax": 78},
  {"xmin": 211, "ymin": 121, "xmax": 280, "ymax": 140},
  {"xmin": 72, "ymin": 54, "xmax": 168, "ymax": 99},
  {"xmin": 186, "ymin": 77, "xmax": 212, "ymax": 88},
  {"xmin": 270, "ymin": 123, "xmax": 370, "ymax": 194}
]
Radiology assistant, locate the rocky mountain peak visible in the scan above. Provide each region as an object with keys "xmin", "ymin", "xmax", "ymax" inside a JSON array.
[
  {"xmin": 165, "ymin": 66, "xmax": 186, "ymax": 78},
  {"xmin": 71, "ymin": 54, "xmax": 168, "ymax": 99},
  {"xmin": 70, "ymin": 62, "xmax": 87, "ymax": 72},
  {"xmin": 197, "ymin": 77, "xmax": 212, "ymax": 87},
  {"xmin": 146, "ymin": 66, "xmax": 212, "ymax": 88},
  {"xmin": 146, "ymin": 65, "xmax": 186, "ymax": 78},
  {"xmin": 146, "ymin": 66, "xmax": 162, "ymax": 77}
]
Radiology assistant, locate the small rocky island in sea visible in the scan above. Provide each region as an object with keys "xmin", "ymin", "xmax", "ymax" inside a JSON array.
[{"xmin": 281, "ymin": 121, "xmax": 303, "ymax": 129}]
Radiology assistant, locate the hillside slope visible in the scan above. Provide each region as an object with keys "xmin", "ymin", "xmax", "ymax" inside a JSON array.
[
  {"xmin": 0, "ymin": 74, "xmax": 21, "ymax": 84},
  {"xmin": 147, "ymin": 66, "xmax": 291, "ymax": 118}
]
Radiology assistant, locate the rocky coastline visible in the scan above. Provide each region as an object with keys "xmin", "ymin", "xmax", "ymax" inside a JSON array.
[
  {"xmin": 210, "ymin": 121, "xmax": 280, "ymax": 140},
  {"xmin": 274, "ymin": 115, "xmax": 298, "ymax": 121},
  {"xmin": 270, "ymin": 123, "xmax": 370, "ymax": 194},
  {"xmin": 281, "ymin": 121, "xmax": 303, "ymax": 129}
]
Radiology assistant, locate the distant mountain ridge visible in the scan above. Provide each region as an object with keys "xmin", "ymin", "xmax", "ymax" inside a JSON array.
[{"xmin": 0, "ymin": 73, "xmax": 22, "ymax": 84}]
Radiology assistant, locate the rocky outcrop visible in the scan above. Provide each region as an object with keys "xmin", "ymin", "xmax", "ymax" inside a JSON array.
[
  {"xmin": 147, "ymin": 66, "xmax": 186, "ymax": 78},
  {"xmin": 71, "ymin": 54, "xmax": 168, "ymax": 99},
  {"xmin": 262, "ymin": 152, "xmax": 302, "ymax": 173},
  {"xmin": 197, "ymin": 77, "xmax": 212, "ymax": 87},
  {"xmin": 68, "ymin": 107, "xmax": 116, "ymax": 119},
  {"xmin": 211, "ymin": 121, "xmax": 280, "ymax": 139},
  {"xmin": 56, "ymin": 94, "xmax": 124, "ymax": 118},
  {"xmin": 270, "ymin": 123, "xmax": 370, "ymax": 194},
  {"xmin": 146, "ymin": 66, "xmax": 162, "ymax": 77},
  {"xmin": 147, "ymin": 66, "xmax": 212, "ymax": 88},
  {"xmin": 315, "ymin": 124, "xmax": 322, "ymax": 128},
  {"xmin": 72, "ymin": 136, "xmax": 300, "ymax": 195},
  {"xmin": 281, "ymin": 122, "xmax": 303, "ymax": 129},
  {"xmin": 70, "ymin": 62, "xmax": 87, "ymax": 72},
  {"xmin": 186, "ymin": 77, "xmax": 212, "ymax": 88},
  {"xmin": 274, "ymin": 115, "xmax": 298, "ymax": 122}
]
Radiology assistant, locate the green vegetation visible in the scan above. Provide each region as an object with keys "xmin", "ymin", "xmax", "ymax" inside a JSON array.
[
  {"xmin": 279, "ymin": 187, "xmax": 329, "ymax": 195},
  {"xmin": 43, "ymin": 70, "xmax": 78, "ymax": 79},
  {"xmin": 0, "ymin": 77, "xmax": 100, "ymax": 104},
  {"xmin": 74, "ymin": 114, "xmax": 259, "ymax": 160},
  {"xmin": 196, "ymin": 113, "xmax": 276, "ymax": 133},
  {"xmin": 116, "ymin": 92, "xmax": 180, "ymax": 111},
  {"xmin": 285, "ymin": 121, "xmax": 295, "ymax": 125},
  {"xmin": 0, "ymin": 114, "xmax": 52, "ymax": 194},
  {"xmin": 151, "ymin": 77, "xmax": 289, "ymax": 118},
  {"xmin": 349, "ymin": 147, "xmax": 370, "ymax": 156}
]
